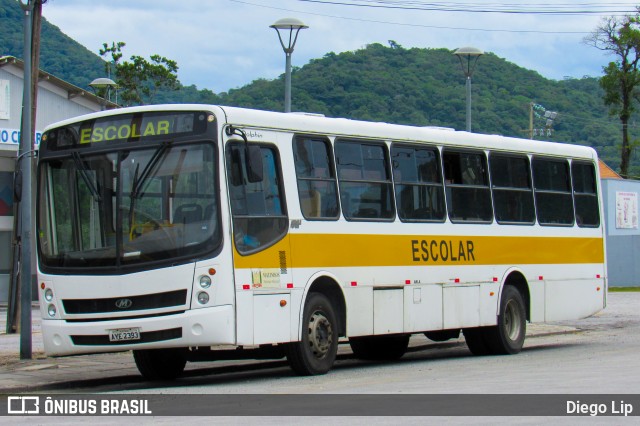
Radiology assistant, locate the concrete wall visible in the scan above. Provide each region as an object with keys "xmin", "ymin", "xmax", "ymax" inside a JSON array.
[{"xmin": 602, "ymin": 178, "xmax": 640, "ymax": 287}]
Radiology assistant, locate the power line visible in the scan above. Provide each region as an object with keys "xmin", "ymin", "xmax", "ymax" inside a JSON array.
[
  {"xmin": 295, "ymin": 0, "xmax": 638, "ymax": 15},
  {"xmin": 228, "ymin": 0, "xmax": 600, "ymax": 34}
]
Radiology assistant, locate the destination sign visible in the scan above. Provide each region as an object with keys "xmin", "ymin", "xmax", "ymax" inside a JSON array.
[
  {"xmin": 41, "ymin": 111, "xmax": 213, "ymax": 151},
  {"xmin": 79, "ymin": 119, "xmax": 171, "ymax": 143}
]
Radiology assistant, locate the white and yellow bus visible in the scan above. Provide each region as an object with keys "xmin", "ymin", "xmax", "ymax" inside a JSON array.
[{"xmin": 36, "ymin": 105, "xmax": 606, "ymax": 379}]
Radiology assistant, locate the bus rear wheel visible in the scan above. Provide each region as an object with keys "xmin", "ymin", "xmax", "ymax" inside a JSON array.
[
  {"xmin": 133, "ymin": 348, "xmax": 187, "ymax": 380},
  {"xmin": 464, "ymin": 285, "xmax": 526, "ymax": 356},
  {"xmin": 463, "ymin": 327, "xmax": 491, "ymax": 355},
  {"xmin": 349, "ymin": 334, "xmax": 410, "ymax": 360},
  {"xmin": 286, "ymin": 293, "xmax": 338, "ymax": 376}
]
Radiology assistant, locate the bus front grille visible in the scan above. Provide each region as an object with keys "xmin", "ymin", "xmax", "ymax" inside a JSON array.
[{"xmin": 62, "ymin": 290, "xmax": 188, "ymax": 314}]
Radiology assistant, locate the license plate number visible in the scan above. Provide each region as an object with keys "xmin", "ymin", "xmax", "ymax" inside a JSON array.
[{"xmin": 108, "ymin": 328, "xmax": 141, "ymax": 342}]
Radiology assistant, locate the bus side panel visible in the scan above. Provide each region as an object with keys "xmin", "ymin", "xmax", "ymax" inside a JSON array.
[
  {"xmin": 529, "ymin": 276, "xmax": 546, "ymax": 323},
  {"xmin": 254, "ymin": 293, "xmax": 291, "ymax": 344},
  {"xmin": 403, "ymin": 284, "xmax": 443, "ymax": 332},
  {"xmin": 345, "ymin": 286, "xmax": 373, "ymax": 336},
  {"xmin": 235, "ymin": 288, "xmax": 253, "ymax": 345},
  {"xmin": 545, "ymin": 278, "xmax": 605, "ymax": 321},
  {"xmin": 373, "ymin": 289, "xmax": 404, "ymax": 334},
  {"xmin": 443, "ymin": 285, "xmax": 480, "ymax": 329},
  {"xmin": 479, "ymin": 282, "xmax": 500, "ymax": 326}
]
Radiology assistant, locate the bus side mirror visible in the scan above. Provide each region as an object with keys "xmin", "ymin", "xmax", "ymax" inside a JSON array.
[{"xmin": 245, "ymin": 145, "xmax": 263, "ymax": 183}]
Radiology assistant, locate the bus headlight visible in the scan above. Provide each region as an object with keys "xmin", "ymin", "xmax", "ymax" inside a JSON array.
[
  {"xmin": 199, "ymin": 275, "xmax": 212, "ymax": 289},
  {"xmin": 44, "ymin": 288, "xmax": 54, "ymax": 302},
  {"xmin": 197, "ymin": 291, "xmax": 210, "ymax": 305},
  {"xmin": 47, "ymin": 304, "xmax": 57, "ymax": 317}
]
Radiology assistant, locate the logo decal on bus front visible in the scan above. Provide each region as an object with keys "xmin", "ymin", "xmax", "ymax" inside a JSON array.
[{"xmin": 115, "ymin": 298, "xmax": 133, "ymax": 309}]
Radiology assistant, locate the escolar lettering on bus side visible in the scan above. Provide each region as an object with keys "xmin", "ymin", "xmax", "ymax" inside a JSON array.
[{"xmin": 411, "ymin": 239, "xmax": 475, "ymax": 262}]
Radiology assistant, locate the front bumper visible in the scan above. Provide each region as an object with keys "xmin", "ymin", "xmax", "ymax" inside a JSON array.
[{"xmin": 42, "ymin": 305, "xmax": 235, "ymax": 356}]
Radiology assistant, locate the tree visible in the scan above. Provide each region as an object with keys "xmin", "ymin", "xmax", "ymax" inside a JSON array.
[
  {"xmin": 99, "ymin": 41, "xmax": 179, "ymax": 106},
  {"xmin": 585, "ymin": 11, "xmax": 640, "ymax": 178}
]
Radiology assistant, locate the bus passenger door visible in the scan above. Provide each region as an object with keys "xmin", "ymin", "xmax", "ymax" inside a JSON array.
[{"xmin": 226, "ymin": 138, "xmax": 293, "ymax": 345}]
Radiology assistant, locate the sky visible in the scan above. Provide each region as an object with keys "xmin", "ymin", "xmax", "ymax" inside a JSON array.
[{"xmin": 41, "ymin": 0, "xmax": 639, "ymax": 93}]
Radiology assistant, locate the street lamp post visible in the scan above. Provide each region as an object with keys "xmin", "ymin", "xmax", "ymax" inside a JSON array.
[
  {"xmin": 89, "ymin": 77, "xmax": 118, "ymax": 109},
  {"xmin": 270, "ymin": 18, "xmax": 308, "ymax": 113},
  {"xmin": 453, "ymin": 47, "xmax": 484, "ymax": 132}
]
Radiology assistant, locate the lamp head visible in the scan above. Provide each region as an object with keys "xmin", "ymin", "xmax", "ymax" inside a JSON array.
[
  {"xmin": 453, "ymin": 47, "xmax": 484, "ymax": 77},
  {"xmin": 89, "ymin": 77, "xmax": 118, "ymax": 90},
  {"xmin": 453, "ymin": 46, "xmax": 484, "ymax": 57},
  {"xmin": 270, "ymin": 17, "xmax": 308, "ymax": 31}
]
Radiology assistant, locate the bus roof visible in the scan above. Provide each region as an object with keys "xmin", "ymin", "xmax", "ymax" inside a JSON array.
[
  {"xmin": 219, "ymin": 105, "xmax": 597, "ymax": 161},
  {"xmin": 43, "ymin": 104, "xmax": 598, "ymax": 161}
]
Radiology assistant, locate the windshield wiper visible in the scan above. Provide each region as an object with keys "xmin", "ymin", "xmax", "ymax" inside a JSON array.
[
  {"xmin": 127, "ymin": 143, "xmax": 171, "ymax": 234},
  {"xmin": 72, "ymin": 151, "xmax": 102, "ymax": 202},
  {"xmin": 131, "ymin": 143, "xmax": 171, "ymax": 199}
]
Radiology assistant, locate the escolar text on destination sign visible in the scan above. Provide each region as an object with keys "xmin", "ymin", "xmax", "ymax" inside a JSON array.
[{"xmin": 80, "ymin": 120, "xmax": 170, "ymax": 143}]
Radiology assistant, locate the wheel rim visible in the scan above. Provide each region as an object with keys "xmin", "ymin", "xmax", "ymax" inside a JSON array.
[
  {"xmin": 504, "ymin": 299, "xmax": 523, "ymax": 341},
  {"xmin": 307, "ymin": 310, "xmax": 333, "ymax": 359}
]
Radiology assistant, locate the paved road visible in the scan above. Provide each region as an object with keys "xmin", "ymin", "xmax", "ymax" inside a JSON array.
[
  {"xmin": 113, "ymin": 292, "xmax": 640, "ymax": 395},
  {"xmin": 0, "ymin": 293, "xmax": 638, "ymax": 396}
]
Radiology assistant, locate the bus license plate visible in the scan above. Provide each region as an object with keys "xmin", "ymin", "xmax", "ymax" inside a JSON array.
[{"xmin": 108, "ymin": 328, "xmax": 141, "ymax": 342}]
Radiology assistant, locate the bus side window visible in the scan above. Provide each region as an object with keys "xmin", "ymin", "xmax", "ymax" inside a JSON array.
[
  {"xmin": 226, "ymin": 143, "xmax": 288, "ymax": 254},
  {"xmin": 335, "ymin": 139, "xmax": 395, "ymax": 221},
  {"xmin": 532, "ymin": 157, "xmax": 574, "ymax": 226},
  {"xmin": 443, "ymin": 150, "xmax": 492, "ymax": 223},
  {"xmin": 489, "ymin": 153, "xmax": 535, "ymax": 225},
  {"xmin": 293, "ymin": 136, "xmax": 339, "ymax": 220},
  {"xmin": 391, "ymin": 143, "xmax": 445, "ymax": 222},
  {"xmin": 571, "ymin": 161, "xmax": 600, "ymax": 227}
]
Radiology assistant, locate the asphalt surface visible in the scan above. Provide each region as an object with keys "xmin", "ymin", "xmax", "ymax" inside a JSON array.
[{"xmin": 0, "ymin": 292, "xmax": 636, "ymax": 394}]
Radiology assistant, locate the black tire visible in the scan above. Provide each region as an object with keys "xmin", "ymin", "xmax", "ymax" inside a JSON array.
[
  {"xmin": 463, "ymin": 327, "xmax": 491, "ymax": 356},
  {"xmin": 424, "ymin": 329, "xmax": 460, "ymax": 342},
  {"xmin": 487, "ymin": 285, "xmax": 527, "ymax": 354},
  {"xmin": 133, "ymin": 348, "xmax": 187, "ymax": 380},
  {"xmin": 349, "ymin": 334, "xmax": 410, "ymax": 360},
  {"xmin": 464, "ymin": 285, "xmax": 526, "ymax": 356},
  {"xmin": 286, "ymin": 293, "xmax": 338, "ymax": 376}
]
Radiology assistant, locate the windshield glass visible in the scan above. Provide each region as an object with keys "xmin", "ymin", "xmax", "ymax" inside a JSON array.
[{"xmin": 38, "ymin": 143, "xmax": 220, "ymax": 270}]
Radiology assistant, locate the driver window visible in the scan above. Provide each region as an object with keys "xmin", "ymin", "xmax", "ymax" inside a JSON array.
[{"xmin": 226, "ymin": 142, "xmax": 288, "ymax": 254}]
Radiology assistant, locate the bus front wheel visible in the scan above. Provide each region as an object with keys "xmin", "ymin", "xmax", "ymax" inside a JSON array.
[
  {"xmin": 133, "ymin": 348, "xmax": 187, "ymax": 380},
  {"xmin": 286, "ymin": 292, "xmax": 338, "ymax": 376},
  {"xmin": 490, "ymin": 285, "xmax": 526, "ymax": 354}
]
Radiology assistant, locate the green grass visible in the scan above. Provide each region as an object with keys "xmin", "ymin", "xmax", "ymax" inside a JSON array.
[{"xmin": 608, "ymin": 287, "xmax": 640, "ymax": 292}]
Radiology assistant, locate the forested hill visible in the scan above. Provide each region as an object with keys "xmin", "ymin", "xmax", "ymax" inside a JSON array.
[
  {"xmin": 0, "ymin": 0, "xmax": 634, "ymax": 173},
  {"xmin": 0, "ymin": 0, "xmax": 104, "ymax": 88},
  {"xmin": 219, "ymin": 44, "xmax": 617, "ymax": 149},
  {"xmin": 201, "ymin": 43, "xmax": 629, "ymax": 173}
]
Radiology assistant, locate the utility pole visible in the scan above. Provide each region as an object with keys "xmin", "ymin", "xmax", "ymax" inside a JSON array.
[
  {"xmin": 31, "ymin": 1, "xmax": 43, "ymax": 127},
  {"xmin": 8, "ymin": 3, "xmax": 45, "ymax": 358},
  {"xmin": 529, "ymin": 102, "xmax": 534, "ymax": 139},
  {"xmin": 17, "ymin": 0, "xmax": 35, "ymax": 360},
  {"xmin": 528, "ymin": 102, "xmax": 558, "ymax": 140}
]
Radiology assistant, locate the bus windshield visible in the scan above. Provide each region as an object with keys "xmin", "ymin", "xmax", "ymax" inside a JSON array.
[{"xmin": 37, "ymin": 142, "xmax": 220, "ymax": 271}]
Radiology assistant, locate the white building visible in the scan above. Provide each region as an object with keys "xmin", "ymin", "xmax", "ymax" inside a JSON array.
[{"xmin": 0, "ymin": 56, "xmax": 115, "ymax": 302}]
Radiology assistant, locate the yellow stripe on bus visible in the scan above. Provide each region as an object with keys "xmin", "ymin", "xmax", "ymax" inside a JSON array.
[{"xmin": 232, "ymin": 234, "xmax": 605, "ymax": 269}]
